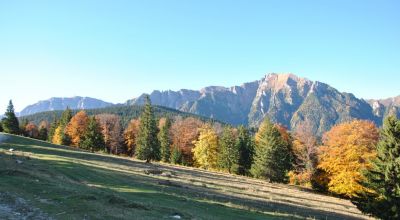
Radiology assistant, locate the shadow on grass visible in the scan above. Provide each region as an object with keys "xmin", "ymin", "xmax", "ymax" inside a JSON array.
[{"xmin": 1, "ymin": 135, "xmax": 366, "ymax": 219}]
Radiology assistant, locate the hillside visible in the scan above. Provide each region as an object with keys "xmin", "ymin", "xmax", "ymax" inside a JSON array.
[
  {"xmin": 128, "ymin": 73, "xmax": 399, "ymax": 135},
  {"xmin": 18, "ymin": 97, "xmax": 114, "ymax": 117},
  {"xmin": 0, "ymin": 133, "xmax": 370, "ymax": 219},
  {"xmin": 19, "ymin": 104, "xmax": 219, "ymax": 129}
]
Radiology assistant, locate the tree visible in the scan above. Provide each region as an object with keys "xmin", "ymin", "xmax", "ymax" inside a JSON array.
[
  {"xmin": 66, "ymin": 111, "xmax": 89, "ymax": 147},
  {"xmin": 135, "ymin": 96, "xmax": 160, "ymax": 162},
  {"xmin": 19, "ymin": 118, "xmax": 29, "ymax": 136},
  {"xmin": 170, "ymin": 116, "xmax": 203, "ymax": 165},
  {"xmin": 289, "ymin": 121, "xmax": 318, "ymax": 187},
  {"xmin": 25, "ymin": 122, "xmax": 39, "ymax": 139},
  {"xmin": 0, "ymin": 121, "xmax": 3, "ymax": 132},
  {"xmin": 192, "ymin": 124, "xmax": 219, "ymax": 170},
  {"xmin": 96, "ymin": 114, "xmax": 125, "ymax": 154},
  {"xmin": 353, "ymin": 116, "xmax": 400, "ymax": 219},
  {"xmin": 2, "ymin": 100, "xmax": 19, "ymax": 134},
  {"xmin": 218, "ymin": 127, "xmax": 239, "ymax": 174},
  {"xmin": 52, "ymin": 126, "xmax": 63, "ymax": 145},
  {"xmin": 80, "ymin": 116, "xmax": 105, "ymax": 152},
  {"xmin": 38, "ymin": 120, "xmax": 49, "ymax": 141},
  {"xmin": 48, "ymin": 118, "xmax": 59, "ymax": 142},
  {"xmin": 250, "ymin": 118, "xmax": 293, "ymax": 183},
  {"xmin": 53, "ymin": 108, "xmax": 72, "ymax": 145},
  {"xmin": 124, "ymin": 119, "xmax": 140, "ymax": 156},
  {"xmin": 236, "ymin": 126, "xmax": 254, "ymax": 176},
  {"xmin": 158, "ymin": 117, "xmax": 172, "ymax": 162},
  {"xmin": 318, "ymin": 120, "xmax": 379, "ymax": 198},
  {"xmin": 170, "ymin": 146, "xmax": 183, "ymax": 165}
]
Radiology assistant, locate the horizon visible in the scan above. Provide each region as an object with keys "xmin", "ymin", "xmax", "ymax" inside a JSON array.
[{"xmin": 1, "ymin": 1, "xmax": 400, "ymax": 112}]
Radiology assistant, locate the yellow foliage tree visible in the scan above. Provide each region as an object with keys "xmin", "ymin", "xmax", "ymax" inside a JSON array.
[
  {"xmin": 52, "ymin": 126, "xmax": 63, "ymax": 145},
  {"xmin": 66, "ymin": 111, "xmax": 89, "ymax": 147},
  {"xmin": 318, "ymin": 120, "xmax": 379, "ymax": 197},
  {"xmin": 192, "ymin": 124, "xmax": 218, "ymax": 170}
]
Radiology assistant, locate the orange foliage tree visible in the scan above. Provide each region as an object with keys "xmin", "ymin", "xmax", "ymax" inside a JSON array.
[
  {"xmin": 25, "ymin": 122, "xmax": 39, "ymax": 139},
  {"xmin": 96, "ymin": 114, "xmax": 124, "ymax": 154},
  {"xmin": 318, "ymin": 120, "xmax": 379, "ymax": 197},
  {"xmin": 170, "ymin": 117, "xmax": 204, "ymax": 165},
  {"xmin": 66, "ymin": 111, "xmax": 89, "ymax": 147},
  {"xmin": 124, "ymin": 118, "xmax": 140, "ymax": 156}
]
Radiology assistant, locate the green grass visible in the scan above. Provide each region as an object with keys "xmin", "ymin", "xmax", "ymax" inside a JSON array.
[
  {"xmin": 0, "ymin": 134, "xmax": 280, "ymax": 220},
  {"xmin": 0, "ymin": 133, "xmax": 369, "ymax": 220}
]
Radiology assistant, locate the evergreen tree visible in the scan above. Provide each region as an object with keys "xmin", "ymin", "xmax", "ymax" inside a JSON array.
[
  {"xmin": 80, "ymin": 116, "xmax": 105, "ymax": 152},
  {"xmin": 158, "ymin": 117, "xmax": 172, "ymax": 162},
  {"xmin": 250, "ymin": 118, "xmax": 293, "ymax": 183},
  {"xmin": 170, "ymin": 146, "xmax": 183, "ymax": 165},
  {"xmin": 353, "ymin": 116, "xmax": 400, "ymax": 219},
  {"xmin": 59, "ymin": 107, "xmax": 72, "ymax": 145},
  {"xmin": 135, "ymin": 96, "xmax": 160, "ymax": 162},
  {"xmin": 0, "ymin": 121, "xmax": 3, "ymax": 132},
  {"xmin": 47, "ymin": 118, "xmax": 59, "ymax": 142},
  {"xmin": 218, "ymin": 127, "xmax": 240, "ymax": 174},
  {"xmin": 38, "ymin": 126, "xmax": 48, "ymax": 141},
  {"xmin": 2, "ymin": 100, "xmax": 19, "ymax": 134},
  {"xmin": 237, "ymin": 126, "xmax": 254, "ymax": 176}
]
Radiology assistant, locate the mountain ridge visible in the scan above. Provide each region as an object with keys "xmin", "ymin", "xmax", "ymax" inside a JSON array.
[{"xmin": 127, "ymin": 73, "xmax": 399, "ymax": 135}]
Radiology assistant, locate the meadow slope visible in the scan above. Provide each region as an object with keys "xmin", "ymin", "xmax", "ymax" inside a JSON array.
[{"xmin": 0, "ymin": 133, "xmax": 371, "ymax": 220}]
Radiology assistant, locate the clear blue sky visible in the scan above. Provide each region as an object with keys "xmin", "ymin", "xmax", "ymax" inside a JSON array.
[{"xmin": 1, "ymin": 0, "xmax": 399, "ymax": 112}]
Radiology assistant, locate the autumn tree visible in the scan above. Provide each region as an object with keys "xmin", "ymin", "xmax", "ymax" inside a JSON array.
[
  {"xmin": 2, "ymin": 100, "xmax": 19, "ymax": 134},
  {"xmin": 318, "ymin": 120, "xmax": 379, "ymax": 198},
  {"xmin": 158, "ymin": 117, "xmax": 172, "ymax": 163},
  {"xmin": 251, "ymin": 118, "xmax": 293, "ymax": 183},
  {"xmin": 80, "ymin": 116, "xmax": 105, "ymax": 152},
  {"xmin": 52, "ymin": 108, "xmax": 72, "ymax": 145},
  {"xmin": 353, "ymin": 116, "xmax": 400, "ymax": 219},
  {"xmin": 170, "ymin": 116, "xmax": 203, "ymax": 165},
  {"xmin": 192, "ymin": 124, "xmax": 219, "ymax": 170},
  {"xmin": 218, "ymin": 126, "xmax": 239, "ymax": 174},
  {"xmin": 135, "ymin": 97, "xmax": 160, "ymax": 162},
  {"xmin": 25, "ymin": 122, "xmax": 39, "ymax": 139},
  {"xmin": 19, "ymin": 119, "xmax": 29, "ymax": 136},
  {"xmin": 38, "ymin": 120, "xmax": 49, "ymax": 141},
  {"xmin": 96, "ymin": 114, "xmax": 125, "ymax": 154},
  {"xmin": 124, "ymin": 119, "xmax": 140, "ymax": 156},
  {"xmin": 66, "ymin": 111, "xmax": 89, "ymax": 147},
  {"xmin": 236, "ymin": 126, "xmax": 254, "ymax": 176},
  {"xmin": 289, "ymin": 121, "xmax": 318, "ymax": 187}
]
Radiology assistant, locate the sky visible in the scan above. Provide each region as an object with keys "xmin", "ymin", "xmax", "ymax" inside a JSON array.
[{"xmin": 0, "ymin": 0, "xmax": 399, "ymax": 112}]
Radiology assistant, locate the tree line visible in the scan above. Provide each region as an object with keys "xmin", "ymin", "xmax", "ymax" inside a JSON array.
[{"xmin": 1, "ymin": 98, "xmax": 399, "ymax": 219}]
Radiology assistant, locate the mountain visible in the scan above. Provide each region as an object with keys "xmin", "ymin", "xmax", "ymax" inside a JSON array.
[
  {"xmin": 18, "ymin": 96, "xmax": 114, "ymax": 117},
  {"xmin": 127, "ymin": 73, "xmax": 399, "ymax": 135},
  {"xmin": 367, "ymin": 96, "xmax": 400, "ymax": 120}
]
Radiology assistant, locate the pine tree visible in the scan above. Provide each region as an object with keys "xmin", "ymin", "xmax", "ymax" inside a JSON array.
[
  {"xmin": 80, "ymin": 116, "xmax": 105, "ymax": 152},
  {"xmin": 192, "ymin": 124, "xmax": 219, "ymax": 170},
  {"xmin": 48, "ymin": 118, "xmax": 59, "ymax": 142},
  {"xmin": 2, "ymin": 100, "xmax": 19, "ymax": 134},
  {"xmin": 250, "ymin": 118, "xmax": 293, "ymax": 183},
  {"xmin": 0, "ymin": 122, "xmax": 3, "ymax": 132},
  {"xmin": 38, "ymin": 121, "xmax": 49, "ymax": 141},
  {"xmin": 218, "ymin": 127, "xmax": 239, "ymax": 174},
  {"xmin": 135, "ymin": 96, "xmax": 160, "ymax": 162},
  {"xmin": 170, "ymin": 146, "xmax": 183, "ymax": 165},
  {"xmin": 59, "ymin": 107, "xmax": 72, "ymax": 145},
  {"xmin": 236, "ymin": 126, "xmax": 254, "ymax": 176},
  {"xmin": 158, "ymin": 117, "xmax": 172, "ymax": 162},
  {"xmin": 353, "ymin": 116, "xmax": 400, "ymax": 219}
]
